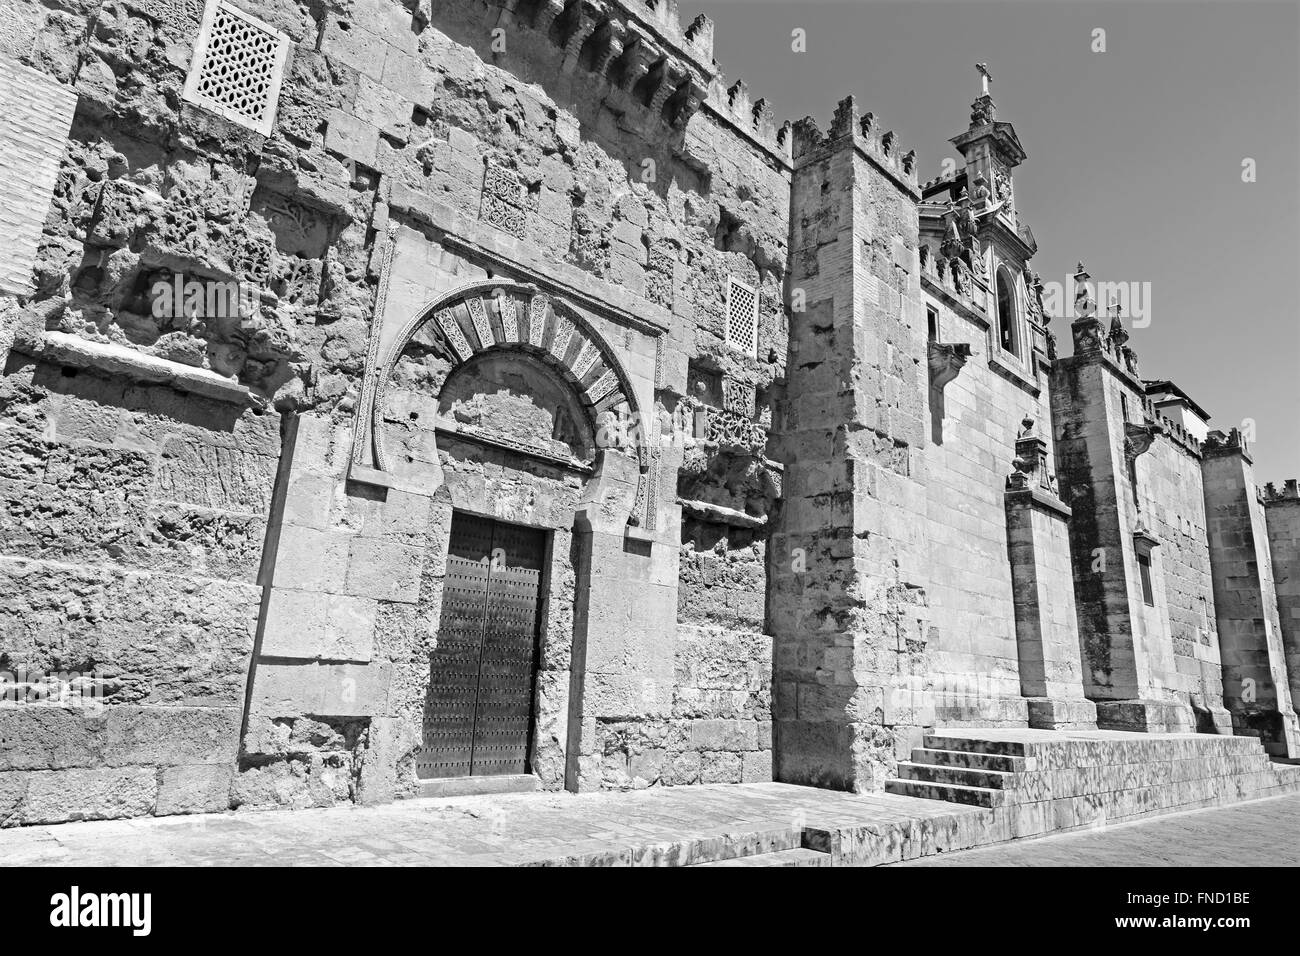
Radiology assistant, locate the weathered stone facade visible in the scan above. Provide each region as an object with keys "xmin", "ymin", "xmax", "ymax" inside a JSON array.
[{"xmin": 1, "ymin": 0, "xmax": 1298, "ymax": 827}]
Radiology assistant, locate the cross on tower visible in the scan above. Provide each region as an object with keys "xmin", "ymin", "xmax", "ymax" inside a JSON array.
[{"xmin": 976, "ymin": 63, "xmax": 992, "ymax": 95}]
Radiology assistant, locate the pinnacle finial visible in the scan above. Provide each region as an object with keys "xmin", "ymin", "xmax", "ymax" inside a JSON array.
[{"xmin": 976, "ymin": 62, "xmax": 992, "ymax": 95}]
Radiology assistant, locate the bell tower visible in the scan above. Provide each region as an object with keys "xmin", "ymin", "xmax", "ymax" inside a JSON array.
[{"xmin": 948, "ymin": 64, "xmax": 1026, "ymax": 227}]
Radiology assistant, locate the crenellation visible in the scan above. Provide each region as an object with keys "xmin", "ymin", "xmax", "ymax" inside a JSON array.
[
  {"xmin": 1264, "ymin": 478, "xmax": 1300, "ymax": 501},
  {"xmin": 1, "ymin": 2, "xmax": 1296, "ymax": 830},
  {"xmin": 792, "ymin": 96, "xmax": 919, "ymax": 192},
  {"xmin": 703, "ymin": 73, "xmax": 792, "ymax": 162}
]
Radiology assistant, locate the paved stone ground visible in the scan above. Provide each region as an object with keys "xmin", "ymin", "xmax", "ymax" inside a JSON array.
[
  {"xmin": 0, "ymin": 783, "xmax": 985, "ymax": 867},
  {"xmin": 894, "ymin": 791, "xmax": 1300, "ymax": 867},
  {"xmin": 2, "ymin": 783, "xmax": 1296, "ymax": 866}
]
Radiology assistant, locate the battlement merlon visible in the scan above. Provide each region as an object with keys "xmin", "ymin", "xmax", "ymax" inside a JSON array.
[
  {"xmin": 609, "ymin": 0, "xmax": 715, "ymax": 65},
  {"xmin": 1264, "ymin": 479, "xmax": 1300, "ymax": 503},
  {"xmin": 791, "ymin": 95, "xmax": 920, "ymax": 196},
  {"xmin": 1138, "ymin": 393, "xmax": 1204, "ymax": 460},
  {"xmin": 705, "ymin": 73, "xmax": 793, "ymax": 164},
  {"xmin": 1202, "ymin": 427, "xmax": 1255, "ymax": 465},
  {"xmin": 488, "ymin": 0, "xmax": 716, "ymax": 131}
]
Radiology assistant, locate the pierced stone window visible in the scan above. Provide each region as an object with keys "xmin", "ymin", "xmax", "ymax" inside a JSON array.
[
  {"xmin": 182, "ymin": 0, "xmax": 290, "ymax": 136},
  {"xmin": 725, "ymin": 276, "xmax": 759, "ymax": 358}
]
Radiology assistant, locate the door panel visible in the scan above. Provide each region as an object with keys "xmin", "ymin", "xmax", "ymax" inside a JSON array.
[{"xmin": 417, "ymin": 513, "xmax": 546, "ymax": 779}]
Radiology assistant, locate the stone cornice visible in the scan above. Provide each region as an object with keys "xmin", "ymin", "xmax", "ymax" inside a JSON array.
[
  {"xmin": 1005, "ymin": 484, "xmax": 1072, "ymax": 520},
  {"xmin": 677, "ymin": 496, "xmax": 767, "ymax": 528},
  {"xmin": 922, "ymin": 272, "xmax": 989, "ymax": 329},
  {"xmin": 12, "ymin": 329, "xmax": 259, "ymax": 405}
]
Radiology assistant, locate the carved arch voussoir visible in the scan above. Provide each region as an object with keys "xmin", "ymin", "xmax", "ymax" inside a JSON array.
[{"xmin": 364, "ymin": 279, "xmax": 647, "ymax": 475}]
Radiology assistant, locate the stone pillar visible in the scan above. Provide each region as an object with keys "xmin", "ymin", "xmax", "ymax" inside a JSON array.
[
  {"xmin": 564, "ymin": 453, "xmax": 678, "ymax": 792},
  {"xmin": 770, "ymin": 97, "xmax": 930, "ymax": 792},
  {"xmin": 1051, "ymin": 313, "xmax": 1193, "ymax": 733},
  {"xmin": 1263, "ymin": 479, "xmax": 1300, "ymax": 711},
  {"xmin": 1202, "ymin": 433, "xmax": 1300, "ymax": 756},
  {"xmin": 1004, "ymin": 418, "xmax": 1097, "ymax": 729}
]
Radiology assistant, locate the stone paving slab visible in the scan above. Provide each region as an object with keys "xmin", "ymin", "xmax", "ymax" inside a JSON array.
[{"xmin": 0, "ymin": 783, "xmax": 990, "ymax": 867}]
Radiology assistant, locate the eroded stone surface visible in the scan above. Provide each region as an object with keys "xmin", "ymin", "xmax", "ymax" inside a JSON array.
[{"xmin": 0, "ymin": 0, "xmax": 1296, "ymax": 834}]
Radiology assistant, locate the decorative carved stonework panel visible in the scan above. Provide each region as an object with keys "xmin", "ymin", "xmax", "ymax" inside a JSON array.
[
  {"xmin": 722, "ymin": 378, "xmax": 756, "ymax": 416},
  {"xmin": 703, "ymin": 405, "xmax": 767, "ymax": 455},
  {"xmin": 479, "ymin": 161, "xmax": 526, "ymax": 238},
  {"xmin": 527, "ymin": 294, "xmax": 547, "ymax": 347},
  {"xmin": 437, "ymin": 308, "xmax": 472, "ymax": 362}
]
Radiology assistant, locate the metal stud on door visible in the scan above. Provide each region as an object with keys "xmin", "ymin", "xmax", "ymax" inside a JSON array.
[{"xmin": 417, "ymin": 513, "xmax": 546, "ymax": 779}]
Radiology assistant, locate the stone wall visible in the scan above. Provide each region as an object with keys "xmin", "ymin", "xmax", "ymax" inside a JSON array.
[
  {"xmin": 1202, "ymin": 433, "xmax": 1300, "ymax": 756},
  {"xmin": 920, "ymin": 290, "xmax": 1045, "ymax": 726},
  {"xmin": 0, "ymin": 316, "xmax": 277, "ymax": 824},
  {"xmin": 1141, "ymin": 432, "xmax": 1228, "ymax": 729},
  {"xmin": 3, "ymin": 0, "xmax": 1298, "ymax": 825},
  {"xmin": 1264, "ymin": 483, "xmax": 1300, "ymax": 711},
  {"xmin": 1051, "ymin": 324, "xmax": 1192, "ymax": 733},
  {"xmin": 770, "ymin": 97, "xmax": 930, "ymax": 792},
  {"xmin": 0, "ymin": 0, "xmax": 794, "ymax": 817}
]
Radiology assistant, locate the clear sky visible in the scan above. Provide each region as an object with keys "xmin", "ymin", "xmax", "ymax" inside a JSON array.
[{"xmin": 696, "ymin": 0, "xmax": 1300, "ymax": 485}]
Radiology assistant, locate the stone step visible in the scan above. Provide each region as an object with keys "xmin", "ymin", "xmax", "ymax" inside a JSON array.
[
  {"xmin": 924, "ymin": 734, "xmax": 1029, "ymax": 757},
  {"xmin": 912, "ymin": 748, "xmax": 1028, "ymax": 773},
  {"xmin": 884, "ymin": 778, "xmax": 1006, "ymax": 808},
  {"xmin": 417, "ymin": 773, "xmax": 539, "ymax": 799},
  {"xmin": 896, "ymin": 761, "xmax": 1013, "ymax": 789},
  {"xmin": 691, "ymin": 847, "xmax": 831, "ymax": 867}
]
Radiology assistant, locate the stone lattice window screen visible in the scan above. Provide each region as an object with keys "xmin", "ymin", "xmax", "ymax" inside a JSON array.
[
  {"xmin": 725, "ymin": 276, "xmax": 759, "ymax": 357},
  {"xmin": 182, "ymin": 0, "xmax": 290, "ymax": 136}
]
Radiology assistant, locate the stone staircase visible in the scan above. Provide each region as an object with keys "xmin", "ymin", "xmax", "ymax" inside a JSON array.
[{"xmin": 885, "ymin": 728, "xmax": 1300, "ymax": 838}]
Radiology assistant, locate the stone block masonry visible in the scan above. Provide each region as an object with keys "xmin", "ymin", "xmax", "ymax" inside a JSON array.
[
  {"xmin": 770, "ymin": 95, "xmax": 930, "ymax": 793},
  {"xmin": 1202, "ymin": 432, "xmax": 1300, "ymax": 756},
  {"xmin": 1051, "ymin": 319, "xmax": 1193, "ymax": 733},
  {"xmin": 1264, "ymin": 481, "xmax": 1300, "ymax": 711},
  {"xmin": 0, "ymin": 0, "xmax": 1297, "ymax": 835},
  {"xmin": 0, "ymin": 352, "xmax": 277, "ymax": 823}
]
